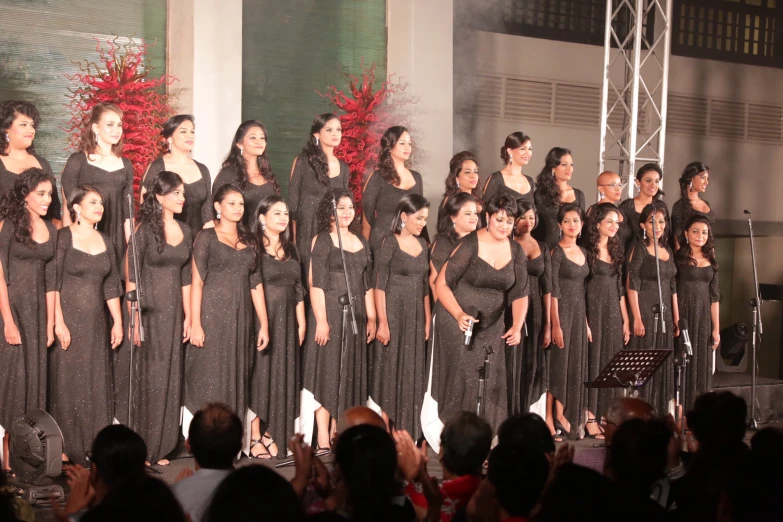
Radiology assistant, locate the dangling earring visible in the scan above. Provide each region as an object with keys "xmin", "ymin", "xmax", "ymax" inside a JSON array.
[
  {"xmin": 168, "ymin": 141, "xmax": 172, "ymax": 152},
  {"xmin": 94, "ymin": 222, "xmax": 98, "ymax": 230},
  {"xmin": 238, "ymin": 146, "xmax": 244, "ymax": 156},
  {"xmin": 261, "ymin": 222, "xmax": 266, "ymax": 231},
  {"xmin": 76, "ymin": 210, "xmax": 81, "ymax": 225},
  {"xmin": 216, "ymin": 210, "xmax": 221, "ymax": 219},
  {"xmin": 643, "ymin": 229, "xmax": 647, "ymax": 240},
  {"xmin": 559, "ymin": 229, "xmax": 563, "ymax": 238},
  {"xmin": 452, "ymin": 221, "xmax": 456, "ymax": 229},
  {"xmin": 689, "ymin": 181, "xmax": 693, "ymax": 191},
  {"xmin": 315, "ymin": 136, "xmax": 320, "ymax": 146},
  {"xmin": 23, "ymin": 201, "xmax": 27, "ymax": 208},
  {"xmin": 456, "ymin": 179, "xmax": 460, "ymax": 189},
  {"xmin": 685, "ymin": 237, "xmax": 689, "ymax": 244},
  {"xmin": 578, "ymin": 231, "xmax": 581, "ymax": 238},
  {"xmin": 401, "ymin": 220, "xmax": 406, "ymax": 229}
]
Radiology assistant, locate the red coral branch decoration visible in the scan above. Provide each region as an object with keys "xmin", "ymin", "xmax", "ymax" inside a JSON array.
[
  {"xmin": 318, "ymin": 62, "xmax": 415, "ymax": 215},
  {"xmin": 64, "ymin": 36, "xmax": 176, "ymax": 206}
]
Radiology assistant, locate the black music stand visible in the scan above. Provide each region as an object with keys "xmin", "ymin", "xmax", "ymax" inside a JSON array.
[{"xmin": 586, "ymin": 349, "xmax": 673, "ymax": 396}]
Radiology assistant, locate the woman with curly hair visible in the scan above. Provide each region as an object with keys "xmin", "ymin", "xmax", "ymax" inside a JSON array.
[
  {"xmin": 362, "ymin": 126, "xmax": 425, "ymax": 254},
  {"xmin": 626, "ymin": 200, "xmax": 679, "ymax": 414},
  {"xmin": 301, "ymin": 189, "xmax": 376, "ymax": 454},
  {"xmin": 0, "ymin": 168, "xmax": 57, "ymax": 474},
  {"xmin": 584, "ymin": 203, "xmax": 630, "ymax": 432},
  {"xmin": 532, "ymin": 147, "xmax": 585, "ymax": 247},
  {"xmin": 0, "ymin": 100, "xmax": 62, "ymax": 224},
  {"xmin": 483, "ymin": 131, "xmax": 535, "ymax": 207},
  {"xmin": 61, "ymin": 103, "xmax": 134, "ymax": 270},
  {"xmin": 212, "ymin": 120, "xmax": 279, "ymax": 228},
  {"xmin": 288, "ymin": 113, "xmax": 349, "ymax": 272},
  {"xmin": 51, "ymin": 184, "xmax": 124, "ymax": 466},
  {"xmin": 618, "ymin": 163, "xmax": 667, "ymax": 243},
  {"xmin": 114, "ymin": 171, "xmax": 192, "ymax": 466},
  {"xmin": 671, "ymin": 162, "xmax": 714, "ymax": 248},
  {"xmin": 429, "ymin": 192, "xmax": 480, "ymax": 300},
  {"xmin": 437, "ymin": 151, "xmax": 483, "ymax": 227},
  {"xmin": 675, "ymin": 214, "xmax": 719, "ymax": 408},
  {"xmin": 139, "ymin": 114, "xmax": 214, "ymax": 231}
]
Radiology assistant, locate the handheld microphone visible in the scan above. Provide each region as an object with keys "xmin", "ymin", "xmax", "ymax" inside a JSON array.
[
  {"xmin": 464, "ymin": 318, "xmax": 475, "ymax": 346},
  {"xmin": 679, "ymin": 319, "xmax": 693, "ymax": 357}
]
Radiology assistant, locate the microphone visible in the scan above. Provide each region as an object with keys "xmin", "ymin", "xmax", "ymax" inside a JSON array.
[
  {"xmin": 679, "ymin": 319, "xmax": 693, "ymax": 357},
  {"xmin": 464, "ymin": 317, "xmax": 475, "ymax": 346},
  {"xmin": 743, "ymin": 209, "xmax": 751, "ymax": 215}
]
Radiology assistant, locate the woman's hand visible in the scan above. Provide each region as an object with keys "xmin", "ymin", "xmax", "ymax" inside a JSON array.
[
  {"xmin": 133, "ymin": 320, "xmax": 141, "ymax": 347},
  {"xmin": 552, "ymin": 325, "xmax": 564, "ymax": 349},
  {"xmin": 541, "ymin": 322, "xmax": 551, "ymax": 349},
  {"xmin": 314, "ymin": 321, "xmax": 330, "ymax": 346},
  {"xmin": 182, "ymin": 316, "xmax": 191, "ymax": 343},
  {"xmin": 501, "ymin": 327, "xmax": 521, "ymax": 346},
  {"xmin": 376, "ymin": 321, "xmax": 390, "ymax": 346},
  {"xmin": 110, "ymin": 322, "xmax": 123, "ymax": 349},
  {"xmin": 712, "ymin": 329, "xmax": 720, "ymax": 349},
  {"xmin": 456, "ymin": 313, "xmax": 478, "ymax": 332},
  {"xmin": 586, "ymin": 322, "xmax": 593, "ymax": 343},
  {"xmin": 55, "ymin": 322, "xmax": 71, "ymax": 350},
  {"xmin": 190, "ymin": 324, "xmax": 205, "ymax": 347},
  {"xmin": 298, "ymin": 322, "xmax": 306, "ymax": 347},
  {"xmin": 4, "ymin": 321, "xmax": 21, "ymax": 345},
  {"xmin": 622, "ymin": 320, "xmax": 631, "ymax": 345},
  {"xmin": 366, "ymin": 318, "xmax": 376, "ymax": 343},
  {"xmin": 257, "ymin": 326, "xmax": 270, "ymax": 351},
  {"xmin": 425, "ymin": 320, "xmax": 430, "ymax": 341},
  {"xmin": 633, "ymin": 317, "xmax": 645, "ymax": 337}
]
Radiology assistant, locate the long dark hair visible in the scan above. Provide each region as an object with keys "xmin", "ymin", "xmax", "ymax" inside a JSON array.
[
  {"xmin": 377, "ymin": 126, "xmax": 409, "ymax": 187},
  {"xmin": 139, "ymin": 171, "xmax": 184, "ymax": 253},
  {"xmin": 222, "ymin": 120, "xmax": 279, "ymax": 193},
  {"xmin": 79, "ymin": 102, "xmax": 124, "ymax": 157},
  {"xmin": 390, "ymin": 194, "xmax": 430, "ymax": 235},
  {"xmin": 1, "ymin": 100, "xmax": 40, "ymax": 155},
  {"xmin": 500, "ymin": 131, "xmax": 531, "ymax": 164},
  {"xmin": 316, "ymin": 188, "xmax": 359, "ymax": 235},
  {"xmin": 675, "ymin": 214, "xmax": 718, "ymax": 269},
  {"xmin": 584, "ymin": 202, "xmax": 624, "ymax": 274},
  {"xmin": 303, "ymin": 113, "xmax": 340, "ymax": 185},
  {"xmin": 639, "ymin": 200, "xmax": 669, "ymax": 248},
  {"xmin": 0, "ymin": 168, "xmax": 54, "ymax": 248},
  {"xmin": 437, "ymin": 192, "xmax": 478, "ymax": 242},
  {"xmin": 213, "ymin": 183, "xmax": 256, "ymax": 252},
  {"xmin": 251, "ymin": 195, "xmax": 298, "ymax": 261},
  {"xmin": 678, "ymin": 161, "xmax": 709, "ymax": 206},
  {"xmin": 536, "ymin": 147, "xmax": 571, "ymax": 207},
  {"xmin": 443, "ymin": 151, "xmax": 481, "ymax": 199},
  {"xmin": 67, "ymin": 184, "xmax": 104, "ymax": 223},
  {"xmin": 160, "ymin": 114, "xmax": 195, "ymax": 154}
]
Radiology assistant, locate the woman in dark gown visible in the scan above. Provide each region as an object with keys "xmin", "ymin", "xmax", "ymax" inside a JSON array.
[
  {"xmin": 0, "ymin": 100, "xmax": 62, "ymax": 223},
  {"xmin": 61, "ymin": 103, "xmax": 133, "ymax": 268},
  {"xmin": 362, "ymin": 126, "xmax": 425, "ymax": 254},
  {"xmin": 618, "ymin": 163, "xmax": 667, "ymax": 243},
  {"xmin": 513, "ymin": 201, "xmax": 551, "ymax": 419},
  {"xmin": 185, "ymin": 184, "xmax": 269, "ymax": 436},
  {"xmin": 212, "ymin": 120, "xmax": 279, "ymax": 229},
  {"xmin": 301, "ymin": 189, "xmax": 376, "ymax": 453},
  {"xmin": 288, "ymin": 113, "xmax": 349, "ymax": 273},
  {"xmin": 482, "ymin": 131, "xmax": 535, "ymax": 208},
  {"xmin": 371, "ymin": 194, "xmax": 431, "ymax": 435},
  {"xmin": 51, "ymin": 185, "xmax": 124, "ymax": 466},
  {"xmin": 114, "ymin": 172, "xmax": 192, "ymax": 466},
  {"xmin": 584, "ymin": 203, "xmax": 630, "ymax": 431},
  {"xmin": 627, "ymin": 201, "xmax": 679, "ymax": 415},
  {"xmin": 247, "ymin": 196, "xmax": 305, "ymax": 459},
  {"xmin": 533, "ymin": 148, "xmax": 585, "ymax": 248},
  {"xmin": 549, "ymin": 203, "xmax": 589, "ymax": 440},
  {"xmin": 0, "ymin": 169, "xmax": 56, "ymax": 472},
  {"xmin": 675, "ymin": 215, "xmax": 720, "ymax": 409},
  {"xmin": 140, "ymin": 115, "xmax": 214, "ymax": 231},
  {"xmin": 433, "ymin": 195, "xmax": 528, "ymax": 432},
  {"xmin": 437, "ymin": 151, "xmax": 483, "ymax": 227},
  {"xmin": 671, "ymin": 162, "xmax": 715, "ymax": 248}
]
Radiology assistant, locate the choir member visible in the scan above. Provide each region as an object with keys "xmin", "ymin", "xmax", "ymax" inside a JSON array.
[
  {"xmin": 592, "ymin": 171, "xmax": 632, "ymax": 249},
  {"xmin": 482, "ymin": 131, "xmax": 535, "ymax": 207},
  {"xmin": 437, "ymin": 151, "xmax": 483, "ymax": 227},
  {"xmin": 675, "ymin": 215, "xmax": 720, "ymax": 408},
  {"xmin": 584, "ymin": 203, "xmax": 630, "ymax": 431},
  {"xmin": 362, "ymin": 126, "xmax": 424, "ymax": 253},
  {"xmin": 618, "ymin": 163, "xmax": 666, "ymax": 242},
  {"xmin": 533, "ymin": 148, "xmax": 585, "ymax": 247},
  {"xmin": 212, "ymin": 120, "xmax": 279, "ymax": 229},
  {"xmin": 0, "ymin": 101, "xmax": 62, "ymax": 223},
  {"xmin": 301, "ymin": 189, "xmax": 376, "ymax": 453},
  {"xmin": 247, "ymin": 196, "xmax": 306, "ymax": 459},
  {"xmin": 288, "ymin": 113, "xmax": 349, "ymax": 272},
  {"xmin": 0, "ymin": 169, "xmax": 57, "ymax": 473},
  {"xmin": 549, "ymin": 203, "xmax": 589, "ymax": 440},
  {"xmin": 371, "ymin": 194, "xmax": 431, "ymax": 434},
  {"xmin": 513, "ymin": 201, "xmax": 551, "ymax": 416},
  {"xmin": 61, "ymin": 103, "xmax": 133, "ymax": 267},
  {"xmin": 114, "ymin": 171, "xmax": 192, "ymax": 466},
  {"xmin": 51, "ymin": 185, "xmax": 124, "ymax": 466},
  {"xmin": 429, "ymin": 192, "xmax": 479, "ymax": 300},
  {"xmin": 140, "ymin": 115, "xmax": 214, "ymax": 231},
  {"xmin": 184, "ymin": 184, "xmax": 269, "ymax": 433},
  {"xmin": 626, "ymin": 200, "xmax": 679, "ymax": 414},
  {"xmin": 432, "ymin": 195, "xmax": 529, "ymax": 431},
  {"xmin": 671, "ymin": 162, "xmax": 714, "ymax": 247}
]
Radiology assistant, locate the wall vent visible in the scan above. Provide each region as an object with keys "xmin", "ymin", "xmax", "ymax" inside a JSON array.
[
  {"xmin": 667, "ymin": 94, "xmax": 708, "ymax": 137},
  {"xmin": 504, "ymin": 78, "xmax": 553, "ymax": 123}
]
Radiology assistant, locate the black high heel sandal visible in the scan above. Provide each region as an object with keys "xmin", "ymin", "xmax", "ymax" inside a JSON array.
[
  {"xmin": 584, "ymin": 419, "xmax": 605, "ymax": 440},
  {"xmin": 554, "ymin": 418, "xmax": 571, "ymax": 439}
]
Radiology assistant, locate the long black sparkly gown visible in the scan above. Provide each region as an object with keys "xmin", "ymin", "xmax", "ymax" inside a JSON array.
[
  {"xmin": 0, "ymin": 156, "xmax": 62, "ymax": 221},
  {"xmin": 362, "ymin": 170, "xmax": 424, "ymax": 253},
  {"xmin": 184, "ymin": 229, "xmax": 260, "ymax": 427},
  {"xmin": 532, "ymin": 190, "xmax": 586, "ymax": 248},
  {"xmin": 550, "ymin": 244, "xmax": 589, "ymax": 436},
  {"xmin": 288, "ymin": 154, "xmax": 349, "ymax": 272},
  {"xmin": 676, "ymin": 264, "xmax": 719, "ymax": 409},
  {"xmin": 61, "ymin": 152, "xmax": 134, "ymax": 270},
  {"xmin": 431, "ymin": 232, "xmax": 528, "ymax": 431},
  {"xmin": 250, "ymin": 249, "xmax": 304, "ymax": 451},
  {"xmin": 212, "ymin": 166, "xmax": 278, "ymax": 228},
  {"xmin": 370, "ymin": 235, "xmax": 429, "ymax": 435},
  {"xmin": 301, "ymin": 232, "xmax": 373, "ymax": 433},
  {"xmin": 671, "ymin": 199, "xmax": 715, "ymax": 241},
  {"xmin": 0, "ymin": 221, "xmax": 56, "ymax": 433},
  {"xmin": 627, "ymin": 241, "xmax": 677, "ymax": 414},
  {"xmin": 113, "ymin": 222, "xmax": 192, "ymax": 463},
  {"xmin": 586, "ymin": 258, "xmax": 625, "ymax": 419},
  {"xmin": 143, "ymin": 157, "xmax": 214, "ymax": 231},
  {"xmin": 482, "ymin": 171, "xmax": 535, "ymax": 207},
  {"xmin": 50, "ymin": 228, "xmax": 122, "ymax": 466}
]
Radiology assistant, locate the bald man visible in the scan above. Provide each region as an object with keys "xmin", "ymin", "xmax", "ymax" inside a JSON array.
[{"xmin": 335, "ymin": 406, "xmax": 386, "ymax": 436}]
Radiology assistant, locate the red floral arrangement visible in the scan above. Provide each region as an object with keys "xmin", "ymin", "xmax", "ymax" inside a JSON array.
[
  {"xmin": 319, "ymin": 62, "xmax": 414, "ymax": 215},
  {"xmin": 64, "ymin": 36, "xmax": 175, "ymax": 205}
]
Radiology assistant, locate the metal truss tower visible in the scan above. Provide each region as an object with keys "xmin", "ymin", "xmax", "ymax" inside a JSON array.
[{"xmin": 598, "ymin": 0, "xmax": 673, "ymax": 199}]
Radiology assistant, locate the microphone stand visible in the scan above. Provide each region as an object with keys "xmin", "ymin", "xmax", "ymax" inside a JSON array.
[
  {"xmin": 650, "ymin": 217, "xmax": 667, "ymax": 347},
  {"xmin": 476, "ymin": 346, "xmax": 492, "ymax": 418},
  {"xmin": 126, "ymin": 194, "xmax": 145, "ymax": 429},
  {"xmin": 745, "ymin": 210, "xmax": 762, "ymax": 430}
]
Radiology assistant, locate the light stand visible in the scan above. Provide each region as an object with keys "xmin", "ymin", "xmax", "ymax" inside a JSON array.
[
  {"xmin": 744, "ymin": 210, "xmax": 762, "ymax": 430},
  {"xmin": 126, "ymin": 194, "xmax": 144, "ymax": 428}
]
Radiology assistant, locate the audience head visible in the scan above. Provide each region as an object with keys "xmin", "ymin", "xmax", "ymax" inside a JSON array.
[
  {"xmin": 686, "ymin": 391, "xmax": 747, "ymax": 451},
  {"xmin": 597, "ymin": 171, "xmax": 623, "ymax": 204},
  {"xmin": 749, "ymin": 426, "xmax": 783, "ymax": 463},
  {"xmin": 487, "ymin": 443, "xmax": 548, "ymax": 519},
  {"xmin": 532, "ymin": 464, "xmax": 627, "ymax": 522},
  {"xmin": 89, "ymin": 425, "xmax": 146, "ymax": 494},
  {"xmin": 335, "ymin": 406, "xmax": 385, "ymax": 437},
  {"xmin": 497, "ymin": 412, "xmax": 555, "ymax": 456},
  {"xmin": 604, "ymin": 418, "xmax": 671, "ymax": 497},
  {"xmin": 81, "ymin": 475, "xmax": 186, "ymax": 522},
  {"xmin": 718, "ymin": 451, "xmax": 783, "ymax": 522},
  {"xmin": 439, "ymin": 411, "xmax": 492, "ymax": 477},
  {"xmin": 187, "ymin": 402, "xmax": 243, "ymax": 470},
  {"xmin": 605, "ymin": 397, "xmax": 654, "ymax": 441}
]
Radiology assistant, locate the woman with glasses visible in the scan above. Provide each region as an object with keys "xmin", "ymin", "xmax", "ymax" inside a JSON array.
[{"xmin": 591, "ymin": 171, "xmax": 632, "ymax": 250}]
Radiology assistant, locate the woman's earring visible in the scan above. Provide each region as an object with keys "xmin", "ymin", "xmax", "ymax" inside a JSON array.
[
  {"xmin": 261, "ymin": 222, "xmax": 266, "ymax": 231},
  {"xmin": 76, "ymin": 210, "xmax": 81, "ymax": 225},
  {"xmin": 94, "ymin": 223, "xmax": 98, "ymax": 230},
  {"xmin": 689, "ymin": 181, "xmax": 693, "ymax": 191},
  {"xmin": 643, "ymin": 229, "xmax": 647, "ymax": 240},
  {"xmin": 685, "ymin": 237, "xmax": 689, "ymax": 244},
  {"xmin": 456, "ymin": 179, "xmax": 460, "ymax": 189},
  {"xmin": 401, "ymin": 220, "xmax": 406, "ymax": 229},
  {"xmin": 216, "ymin": 210, "xmax": 221, "ymax": 219},
  {"xmin": 452, "ymin": 221, "xmax": 456, "ymax": 229},
  {"xmin": 94, "ymin": 132, "xmax": 99, "ymax": 142},
  {"xmin": 168, "ymin": 141, "xmax": 172, "ymax": 152},
  {"xmin": 23, "ymin": 201, "xmax": 27, "ymax": 208},
  {"xmin": 238, "ymin": 147, "xmax": 243, "ymax": 155},
  {"xmin": 315, "ymin": 136, "xmax": 320, "ymax": 146},
  {"xmin": 578, "ymin": 231, "xmax": 581, "ymax": 238},
  {"xmin": 559, "ymin": 229, "xmax": 563, "ymax": 238}
]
